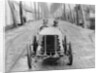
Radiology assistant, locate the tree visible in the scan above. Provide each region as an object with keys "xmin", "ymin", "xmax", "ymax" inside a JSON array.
[
  {"xmin": 8, "ymin": 0, "xmax": 17, "ymax": 27},
  {"xmin": 63, "ymin": 4, "xmax": 66, "ymax": 20},
  {"xmin": 39, "ymin": 2, "xmax": 49, "ymax": 18},
  {"xmin": 68, "ymin": 4, "xmax": 74, "ymax": 23},
  {"xmin": 34, "ymin": 2, "xmax": 36, "ymax": 20},
  {"xmin": 80, "ymin": 5, "xmax": 86, "ymax": 28},
  {"xmin": 37, "ymin": 3, "xmax": 40, "ymax": 20},
  {"xmin": 75, "ymin": 5, "xmax": 80, "ymax": 26},
  {"xmin": 50, "ymin": 3, "xmax": 61, "ymax": 15},
  {"xmin": 19, "ymin": 1, "xmax": 24, "ymax": 25}
]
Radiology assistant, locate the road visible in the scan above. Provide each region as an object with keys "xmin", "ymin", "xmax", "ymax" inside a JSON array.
[{"xmin": 5, "ymin": 19, "xmax": 95, "ymax": 73}]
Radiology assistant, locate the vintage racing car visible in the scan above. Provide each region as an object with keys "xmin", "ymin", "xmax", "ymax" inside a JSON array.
[{"xmin": 27, "ymin": 26, "xmax": 73, "ymax": 69}]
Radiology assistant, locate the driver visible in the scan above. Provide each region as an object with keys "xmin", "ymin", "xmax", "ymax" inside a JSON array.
[
  {"xmin": 52, "ymin": 19, "xmax": 58, "ymax": 27},
  {"xmin": 40, "ymin": 19, "xmax": 48, "ymax": 30}
]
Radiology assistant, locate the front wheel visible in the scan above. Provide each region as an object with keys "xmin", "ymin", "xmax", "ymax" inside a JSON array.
[
  {"xmin": 63, "ymin": 36, "xmax": 67, "ymax": 55},
  {"xmin": 27, "ymin": 45, "xmax": 32, "ymax": 69},
  {"xmin": 67, "ymin": 43, "xmax": 73, "ymax": 65},
  {"xmin": 33, "ymin": 36, "xmax": 38, "ymax": 55}
]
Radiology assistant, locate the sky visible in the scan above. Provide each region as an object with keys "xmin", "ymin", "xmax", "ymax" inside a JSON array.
[{"xmin": 12, "ymin": 0, "xmax": 76, "ymax": 10}]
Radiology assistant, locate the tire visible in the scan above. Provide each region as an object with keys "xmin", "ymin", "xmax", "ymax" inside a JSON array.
[
  {"xmin": 27, "ymin": 45, "xmax": 32, "ymax": 69},
  {"xmin": 33, "ymin": 36, "xmax": 38, "ymax": 54},
  {"xmin": 63, "ymin": 36, "xmax": 67, "ymax": 55},
  {"xmin": 67, "ymin": 43, "xmax": 73, "ymax": 65}
]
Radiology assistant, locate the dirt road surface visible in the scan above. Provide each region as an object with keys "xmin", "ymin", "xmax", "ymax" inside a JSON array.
[{"xmin": 5, "ymin": 19, "xmax": 95, "ymax": 73}]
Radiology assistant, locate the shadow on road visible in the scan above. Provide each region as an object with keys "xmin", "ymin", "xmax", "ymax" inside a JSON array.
[{"xmin": 41, "ymin": 57, "xmax": 60, "ymax": 66}]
